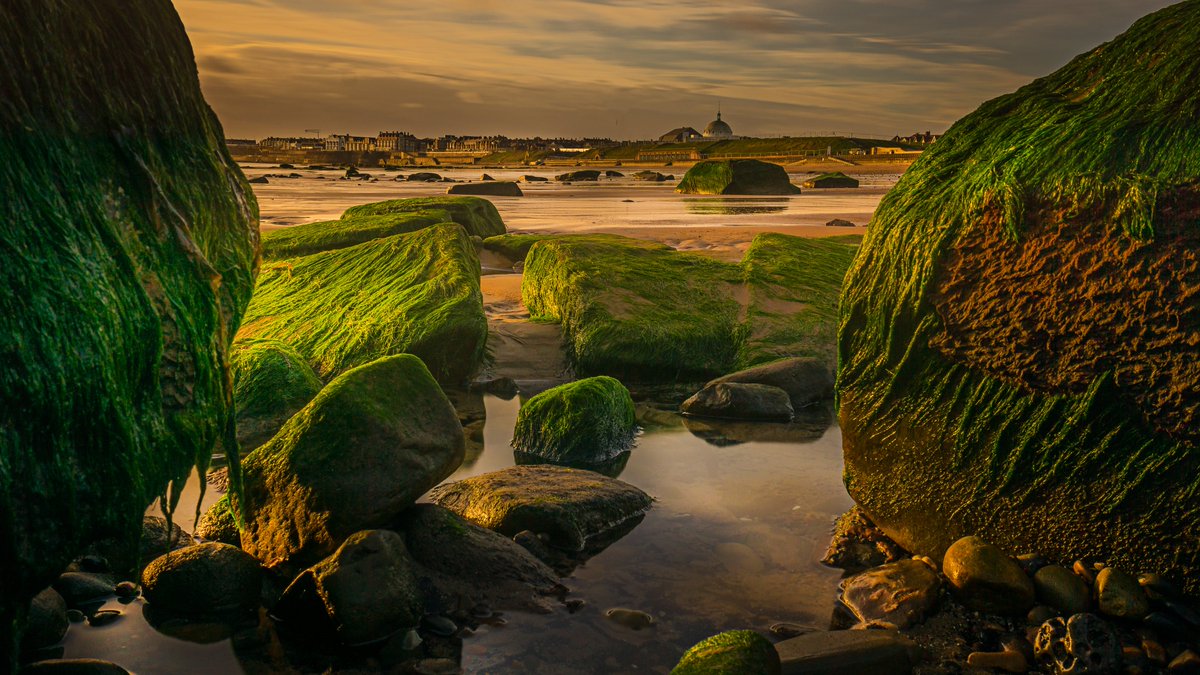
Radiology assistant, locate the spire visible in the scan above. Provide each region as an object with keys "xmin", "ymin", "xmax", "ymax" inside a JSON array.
[{"xmin": 717, "ymin": 101, "xmax": 722, "ymax": 121}]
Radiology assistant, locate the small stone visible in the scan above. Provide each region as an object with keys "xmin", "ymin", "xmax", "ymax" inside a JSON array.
[
  {"xmin": 967, "ymin": 646, "xmax": 1028, "ymax": 673},
  {"xmin": 1017, "ymin": 553, "xmax": 1049, "ymax": 577},
  {"xmin": 1072, "ymin": 560, "xmax": 1095, "ymax": 586},
  {"xmin": 1143, "ymin": 639, "xmax": 1168, "ymax": 665},
  {"xmin": 421, "ymin": 614, "xmax": 458, "ymax": 637},
  {"xmin": 1139, "ymin": 573, "xmax": 1182, "ymax": 598},
  {"xmin": 1034, "ymin": 613, "xmax": 1120, "ymax": 675},
  {"xmin": 1169, "ymin": 650, "xmax": 1200, "ymax": 673},
  {"xmin": 402, "ymin": 629, "xmax": 423, "ymax": 651},
  {"xmin": 769, "ymin": 622, "xmax": 814, "ymax": 639},
  {"xmin": 53, "ymin": 573, "xmax": 114, "ymax": 608},
  {"xmin": 66, "ymin": 610, "xmax": 85, "ymax": 623},
  {"xmin": 942, "ymin": 536, "xmax": 1035, "ymax": 615},
  {"xmin": 78, "ymin": 555, "xmax": 109, "ymax": 573},
  {"xmin": 469, "ymin": 603, "xmax": 493, "ymax": 619},
  {"xmin": 87, "ymin": 610, "xmax": 122, "ymax": 627},
  {"xmin": 113, "ymin": 582, "xmax": 138, "ymax": 599},
  {"xmin": 605, "ymin": 608, "xmax": 654, "ymax": 630},
  {"xmin": 1028, "ymin": 605, "xmax": 1059, "ymax": 625},
  {"xmin": 564, "ymin": 599, "xmax": 586, "ymax": 614},
  {"xmin": 1095, "ymin": 567, "xmax": 1150, "ymax": 620},
  {"xmin": 1034, "ymin": 565, "xmax": 1091, "ymax": 614}
]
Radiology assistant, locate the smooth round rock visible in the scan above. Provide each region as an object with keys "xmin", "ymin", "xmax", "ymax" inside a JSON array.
[
  {"xmin": 52, "ymin": 573, "xmax": 114, "ymax": 608},
  {"xmin": 140, "ymin": 543, "xmax": 262, "ymax": 614},
  {"xmin": 1094, "ymin": 567, "xmax": 1149, "ymax": 620},
  {"xmin": 1034, "ymin": 565, "xmax": 1091, "ymax": 615},
  {"xmin": 606, "ymin": 608, "xmax": 655, "ymax": 630},
  {"xmin": 942, "ymin": 536, "xmax": 1035, "ymax": 615},
  {"xmin": 22, "ymin": 587, "xmax": 69, "ymax": 650},
  {"xmin": 671, "ymin": 630, "xmax": 781, "ymax": 675}
]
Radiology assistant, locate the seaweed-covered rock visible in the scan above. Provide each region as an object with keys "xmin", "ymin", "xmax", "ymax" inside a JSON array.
[
  {"xmin": 405, "ymin": 172, "xmax": 442, "ymax": 182},
  {"xmin": 195, "ymin": 497, "xmax": 239, "ymax": 546},
  {"xmin": 633, "ymin": 171, "xmax": 670, "ymax": 182},
  {"xmin": 671, "ymin": 630, "xmax": 780, "ymax": 675},
  {"xmin": 238, "ymin": 223, "xmax": 486, "ymax": 382},
  {"xmin": 341, "ymin": 196, "xmax": 503, "ymax": 236},
  {"xmin": 838, "ymin": 2, "xmax": 1200, "ymax": 593},
  {"xmin": 681, "ymin": 382, "xmax": 793, "ymax": 422},
  {"xmin": 523, "ymin": 233, "xmax": 856, "ymax": 380},
  {"xmin": 429, "ymin": 465, "xmax": 652, "ymax": 551},
  {"xmin": 512, "ymin": 377, "xmax": 637, "ymax": 467},
  {"xmin": 141, "ymin": 543, "xmax": 262, "ymax": 614},
  {"xmin": 675, "ymin": 159, "xmax": 801, "ymax": 195},
  {"xmin": 230, "ymin": 339, "xmax": 323, "ymax": 450},
  {"xmin": 261, "ymin": 214, "xmax": 451, "ymax": 261},
  {"xmin": 803, "ymin": 172, "xmax": 859, "ymax": 189},
  {"xmin": 555, "ymin": 170, "xmax": 601, "ymax": 182},
  {"xmin": 275, "ymin": 530, "xmax": 422, "ymax": 646},
  {"xmin": 238, "ymin": 355, "xmax": 464, "ymax": 570},
  {"xmin": 482, "ymin": 234, "xmax": 553, "ymax": 263},
  {"xmin": 446, "ymin": 181, "xmax": 523, "ymax": 197},
  {"xmin": 707, "ymin": 357, "xmax": 834, "ymax": 409},
  {"xmin": 0, "ymin": 1, "xmax": 257, "ymax": 660}
]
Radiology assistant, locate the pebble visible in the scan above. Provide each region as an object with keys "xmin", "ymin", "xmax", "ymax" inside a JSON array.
[
  {"xmin": 66, "ymin": 610, "xmax": 85, "ymax": 623},
  {"xmin": 942, "ymin": 536, "xmax": 1035, "ymax": 615},
  {"xmin": 769, "ymin": 622, "xmax": 814, "ymax": 639},
  {"xmin": 1033, "ymin": 565, "xmax": 1091, "ymax": 614},
  {"xmin": 401, "ymin": 629, "xmax": 423, "ymax": 651},
  {"xmin": 966, "ymin": 646, "xmax": 1028, "ymax": 673},
  {"xmin": 564, "ymin": 598, "xmax": 586, "ymax": 614},
  {"xmin": 1139, "ymin": 573, "xmax": 1182, "ymax": 598},
  {"xmin": 605, "ymin": 608, "xmax": 655, "ymax": 630},
  {"xmin": 1016, "ymin": 553, "xmax": 1049, "ymax": 577},
  {"xmin": 1095, "ymin": 567, "xmax": 1150, "ymax": 619},
  {"xmin": 78, "ymin": 555, "xmax": 109, "ymax": 573},
  {"xmin": 1034, "ymin": 613, "xmax": 1120, "ymax": 675},
  {"xmin": 1072, "ymin": 560, "xmax": 1095, "ymax": 586},
  {"xmin": 1170, "ymin": 650, "xmax": 1200, "ymax": 673},
  {"xmin": 469, "ymin": 603, "xmax": 493, "ymax": 619},
  {"xmin": 113, "ymin": 582, "xmax": 138, "ymax": 599},
  {"xmin": 53, "ymin": 572, "xmax": 114, "ymax": 607},
  {"xmin": 1143, "ymin": 639, "xmax": 1168, "ymax": 666},
  {"xmin": 86, "ymin": 610, "xmax": 122, "ymax": 627},
  {"xmin": 1027, "ymin": 605, "xmax": 1058, "ymax": 625},
  {"xmin": 420, "ymin": 615, "xmax": 458, "ymax": 637}
]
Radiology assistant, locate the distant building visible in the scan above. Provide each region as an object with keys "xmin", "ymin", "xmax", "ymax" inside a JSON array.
[
  {"xmin": 259, "ymin": 136, "xmax": 324, "ymax": 150},
  {"xmin": 375, "ymin": 131, "xmax": 424, "ymax": 153},
  {"xmin": 659, "ymin": 127, "xmax": 703, "ymax": 143},
  {"xmin": 658, "ymin": 109, "xmax": 736, "ymax": 143},
  {"xmin": 893, "ymin": 131, "xmax": 941, "ymax": 145},
  {"xmin": 702, "ymin": 110, "xmax": 734, "ymax": 139},
  {"xmin": 225, "ymin": 138, "xmax": 256, "ymax": 147}
]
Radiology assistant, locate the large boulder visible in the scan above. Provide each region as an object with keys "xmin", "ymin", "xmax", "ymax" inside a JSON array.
[
  {"xmin": 707, "ymin": 357, "xmax": 834, "ymax": 409},
  {"xmin": 681, "ymin": 382, "xmax": 794, "ymax": 422},
  {"xmin": 430, "ymin": 465, "xmax": 652, "ymax": 552},
  {"xmin": 675, "ymin": 159, "xmax": 801, "ymax": 195},
  {"xmin": 838, "ymin": 2, "xmax": 1200, "ymax": 593},
  {"xmin": 140, "ymin": 543, "xmax": 263, "ymax": 615},
  {"xmin": 238, "ymin": 223, "xmax": 487, "ymax": 382},
  {"xmin": 0, "ymin": 0, "xmax": 257, "ymax": 661},
  {"xmin": 446, "ymin": 181, "xmax": 523, "ymax": 197},
  {"xmin": 238, "ymin": 355, "xmax": 465, "ymax": 570},
  {"xmin": 511, "ymin": 376, "xmax": 637, "ymax": 467},
  {"xmin": 230, "ymin": 339, "xmax": 323, "ymax": 451}
]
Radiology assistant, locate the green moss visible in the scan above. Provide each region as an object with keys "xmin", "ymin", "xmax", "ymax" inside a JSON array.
[
  {"xmin": 482, "ymin": 233, "xmax": 554, "ymax": 262},
  {"xmin": 522, "ymin": 234, "xmax": 856, "ymax": 381},
  {"xmin": 230, "ymin": 339, "xmax": 323, "ymax": 450},
  {"xmin": 262, "ymin": 213, "xmax": 451, "ymax": 260},
  {"xmin": 238, "ymin": 223, "xmax": 486, "ymax": 383},
  {"xmin": 671, "ymin": 630, "xmax": 780, "ymax": 675},
  {"xmin": 0, "ymin": 0, "xmax": 258, "ymax": 657},
  {"xmin": 676, "ymin": 160, "xmax": 801, "ymax": 195},
  {"xmin": 838, "ymin": 1, "xmax": 1200, "ymax": 590},
  {"xmin": 512, "ymin": 376, "xmax": 637, "ymax": 465},
  {"xmin": 341, "ymin": 196, "xmax": 505, "ymax": 238}
]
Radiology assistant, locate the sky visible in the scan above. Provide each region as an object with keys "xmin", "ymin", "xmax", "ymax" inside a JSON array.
[{"xmin": 174, "ymin": 0, "xmax": 1178, "ymax": 141}]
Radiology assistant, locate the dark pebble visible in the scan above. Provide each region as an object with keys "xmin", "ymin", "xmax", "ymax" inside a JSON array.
[
  {"xmin": 1072, "ymin": 560, "xmax": 1095, "ymax": 585},
  {"xmin": 470, "ymin": 603, "xmax": 493, "ymax": 619},
  {"xmin": 78, "ymin": 556, "xmax": 109, "ymax": 573},
  {"xmin": 769, "ymin": 622, "xmax": 814, "ymax": 639},
  {"xmin": 53, "ymin": 573, "xmax": 114, "ymax": 607},
  {"xmin": 1016, "ymin": 553, "xmax": 1049, "ymax": 576},
  {"xmin": 564, "ymin": 598, "xmax": 586, "ymax": 614},
  {"xmin": 66, "ymin": 610, "xmax": 85, "ymax": 623},
  {"xmin": 1140, "ymin": 573, "xmax": 1183, "ymax": 598},
  {"xmin": 420, "ymin": 614, "xmax": 457, "ymax": 637},
  {"xmin": 114, "ymin": 582, "xmax": 138, "ymax": 599},
  {"xmin": 21, "ymin": 659, "xmax": 130, "ymax": 675},
  {"xmin": 1164, "ymin": 600, "xmax": 1200, "ymax": 629},
  {"xmin": 87, "ymin": 610, "xmax": 122, "ymax": 627}
]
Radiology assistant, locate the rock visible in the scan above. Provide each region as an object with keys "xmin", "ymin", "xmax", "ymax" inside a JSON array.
[
  {"xmin": 446, "ymin": 181, "xmax": 523, "ymax": 197},
  {"xmin": 229, "ymin": 338, "xmax": 324, "ymax": 451},
  {"xmin": 1094, "ymin": 567, "xmax": 1150, "ymax": 619},
  {"xmin": 555, "ymin": 170, "xmax": 600, "ymax": 181},
  {"xmin": 942, "ymin": 536, "xmax": 1035, "ymax": 615},
  {"xmin": 86, "ymin": 610, "xmax": 121, "ymax": 627},
  {"xmin": 518, "ymin": 175, "xmax": 548, "ymax": 183},
  {"xmin": 837, "ymin": 2, "xmax": 1200, "ymax": 596},
  {"xmin": 407, "ymin": 172, "xmax": 441, "ymax": 181},
  {"xmin": 113, "ymin": 582, "xmax": 138, "ymax": 599},
  {"xmin": 605, "ymin": 608, "xmax": 655, "ymax": 631},
  {"xmin": 420, "ymin": 615, "xmax": 457, "ymax": 637},
  {"xmin": 671, "ymin": 630, "xmax": 779, "ymax": 674},
  {"xmin": 821, "ymin": 506, "xmax": 905, "ymax": 572},
  {"xmin": 20, "ymin": 660, "xmax": 131, "ymax": 675},
  {"xmin": 708, "ymin": 357, "xmax": 834, "ymax": 409},
  {"xmin": 675, "ymin": 159, "xmax": 801, "ymax": 195},
  {"xmin": 511, "ymin": 376, "xmax": 637, "ymax": 467},
  {"xmin": 605, "ymin": 170, "xmax": 624, "ymax": 177},
  {"xmin": 774, "ymin": 629, "xmax": 918, "ymax": 675},
  {"xmin": 0, "ymin": 1, "xmax": 258, "ymax": 660},
  {"xmin": 138, "ymin": 516, "xmax": 193, "ymax": 564},
  {"xmin": 52, "ymin": 574, "xmax": 113, "ymax": 608},
  {"xmin": 238, "ymin": 355, "xmax": 465, "ymax": 569},
  {"xmin": 393, "ymin": 504, "xmax": 563, "ymax": 614},
  {"xmin": 633, "ymin": 170, "xmax": 669, "ymax": 182},
  {"xmin": 140, "ymin": 543, "xmax": 262, "ymax": 614},
  {"xmin": 1029, "ymin": 605, "xmax": 1058, "ymax": 625},
  {"xmin": 1034, "ymin": 565, "xmax": 1091, "ymax": 615},
  {"xmin": 480, "ymin": 173, "xmax": 494, "ymax": 181},
  {"xmin": 826, "ymin": 219, "xmax": 857, "ymax": 228},
  {"xmin": 1170, "ymin": 651, "xmax": 1200, "ymax": 673},
  {"xmin": 803, "ymin": 172, "xmax": 860, "ymax": 189},
  {"xmin": 839, "ymin": 559, "xmax": 940, "ymax": 629},
  {"xmin": 769, "ymin": 623, "xmax": 814, "ymax": 639},
  {"xmin": 248, "ymin": 176, "xmax": 269, "ymax": 184},
  {"xmin": 195, "ymin": 497, "xmax": 240, "ymax": 545},
  {"xmin": 430, "ymin": 465, "xmax": 652, "ymax": 552},
  {"xmin": 967, "ymin": 646, "xmax": 1028, "ymax": 673},
  {"xmin": 65, "ymin": 611, "xmax": 84, "ymax": 624},
  {"xmin": 681, "ymin": 382, "xmax": 793, "ymax": 422},
  {"xmin": 344, "ymin": 167, "xmax": 360, "ymax": 178},
  {"xmin": 468, "ymin": 377, "xmax": 520, "ymax": 400},
  {"xmin": 1034, "ymin": 613, "xmax": 1120, "ymax": 675},
  {"xmin": 22, "ymin": 588, "xmax": 68, "ymax": 651},
  {"xmin": 275, "ymin": 530, "xmax": 422, "ymax": 646}
]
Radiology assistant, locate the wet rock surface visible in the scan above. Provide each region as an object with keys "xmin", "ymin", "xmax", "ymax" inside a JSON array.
[
  {"xmin": 775, "ymin": 629, "xmax": 918, "ymax": 674},
  {"xmin": 681, "ymin": 382, "xmax": 794, "ymax": 422},
  {"xmin": 942, "ymin": 536, "xmax": 1035, "ymax": 615},
  {"xmin": 839, "ymin": 558, "xmax": 941, "ymax": 629},
  {"xmin": 1034, "ymin": 613, "xmax": 1121, "ymax": 675},
  {"xmin": 140, "ymin": 543, "xmax": 263, "ymax": 615},
  {"xmin": 671, "ymin": 630, "xmax": 780, "ymax": 674},
  {"xmin": 706, "ymin": 357, "xmax": 834, "ymax": 409}
]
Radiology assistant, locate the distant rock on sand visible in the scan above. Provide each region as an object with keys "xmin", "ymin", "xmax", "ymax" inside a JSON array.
[
  {"xmin": 803, "ymin": 172, "xmax": 860, "ymax": 188},
  {"xmin": 555, "ymin": 170, "xmax": 601, "ymax": 182},
  {"xmin": 675, "ymin": 159, "xmax": 801, "ymax": 195},
  {"xmin": 826, "ymin": 218, "xmax": 857, "ymax": 228},
  {"xmin": 447, "ymin": 181, "xmax": 523, "ymax": 197}
]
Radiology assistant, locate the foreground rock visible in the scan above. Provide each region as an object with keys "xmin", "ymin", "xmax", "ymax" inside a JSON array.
[
  {"xmin": 838, "ymin": 2, "xmax": 1200, "ymax": 593},
  {"xmin": 675, "ymin": 159, "xmax": 801, "ymax": 195},
  {"xmin": 708, "ymin": 357, "xmax": 834, "ymax": 409},
  {"xmin": 1034, "ymin": 613, "xmax": 1120, "ymax": 675},
  {"xmin": 230, "ymin": 339, "xmax": 323, "ymax": 450},
  {"xmin": 839, "ymin": 558, "xmax": 940, "ymax": 629},
  {"xmin": 446, "ymin": 181, "xmax": 523, "ymax": 197},
  {"xmin": 141, "ymin": 543, "xmax": 262, "ymax": 614},
  {"xmin": 21, "ymin": 588, "xmax": 68, "ymax": 651},
  {"xmin": 511, "ymin": 376, "xmax": 637, "ymax": 468},
  {"xmin": 1094, "ymin": 567, "xmax": 1150, "ymax": 619},
  {"xmin": 941, "ymin": 536, "xmax": 1034, "ymax": 615},
  {"xmin": 774, "ymin": 630, "xmax": 919, "ymax": 675},
  {"xmin": 239, "ymin": 355, "xmax": 465, "ymax": 569},
  {"xmin": 681, "ymin": 382, "xmax": 793, "ymax": 421},
  {"xmin": 0, "ymin": 1, "xmax": 258, "ymax": 659},
  {"xmin": 821, "ymin": 506, "xmax": 906, "ymax": 572},
  {"xmin": 802, "ymin": 172, "xmax": 859, "ymax": 188},
  {"xmin": 430, "ymin": 465, "xmax": 652, "ymax": 551},
  {"xmin": 238, "ymin": 223, "xmax": 487, "ymax": 382},
  {"xmin": 671, "ymin": 630, "xmax": 780, "ymax": 674},
  {"xmin": 1033, "ymin": 565, "xmax": 1091, "ymax": 615}
]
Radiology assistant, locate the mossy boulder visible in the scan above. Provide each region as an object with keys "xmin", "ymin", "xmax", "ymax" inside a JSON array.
[
  {"xmin": 676, "ymin": 159, "xmax": 800, "ymax": 195},
  {"xmin": 238, "ymin": 355, "xmax": 464, "ymax": 570},
  {"xmin": 0, "ymin": 0, "xmax": 257, "ymax": 658},
  {"xmin": 341, "ymin": 196, "xmax": 504, "ymax": 238},
  {"xmin": 195, "ymin": 497, "xmax": 239, "ymax": 546},
  {"xmin": 803, "ymin": 172, "xmax": 859, "ymax": 189},
  {"xmin": 522, "ymin": 233, "xmax": 856, "ymax": 380},
  {"xmin": 230, "ymin": 339, "xmax": 323, "ymax": 450},
  {"xmin": 482, "ymin": 233, "xmax": 553, "ymax": 263},
  {"xmin": 140, "ymin": 543, "xmax": 263, "ymax": 615},
  {"xmin": 262, "ymin": 212, "xmax": 454, "ymax": 260},
  {"xmin": 512, "ymin": 377, "xmax": 637, "ymax": 467},
  {"xmin": 446, "ymin": 181, "xmax": 523, "ymax": 197},
  {"xmin": 671, "ymin": 630, "xmax": 780, "ymax": 675},
  {"xmin": 238, "ymin": 223, "xmax": 487, "ymax": 383},
  {"xmin": 838, "ymin": 2, "xmax": 1200, "ymax": 593}
]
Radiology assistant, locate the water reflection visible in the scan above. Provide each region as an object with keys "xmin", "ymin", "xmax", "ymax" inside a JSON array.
[
  {"xmin": 681, "ymin": 403, "xmax": 835, "ymax": 447},
  {"xmin": 683, "ymin": 197, "xmax": 790, "ymax": 215},
  {"xmin": 513, "ymin": 449, "xmax": 632, "ymax": 479}
]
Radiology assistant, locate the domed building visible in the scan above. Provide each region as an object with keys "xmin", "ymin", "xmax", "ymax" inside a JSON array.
[{"xmin": 702, "ymin": 110, "xmax": 733, "ymax": 139}]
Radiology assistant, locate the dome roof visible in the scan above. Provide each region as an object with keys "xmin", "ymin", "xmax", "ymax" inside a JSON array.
[{"xmin": 703, "ymin": 112, "xmax": 733, "ymax": 138}]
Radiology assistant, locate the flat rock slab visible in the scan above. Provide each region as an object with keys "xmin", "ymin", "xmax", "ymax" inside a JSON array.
[
  {"xmin": 839, "ymin": 559, "xmax": 940, "ymax": 629},
  {"xmin": 429, "ymin": 465, "xmax": 652, "ymax": 551},
  {"xmin": 776, "ymin": 630, "xmax": 919, "ymax": 675}
]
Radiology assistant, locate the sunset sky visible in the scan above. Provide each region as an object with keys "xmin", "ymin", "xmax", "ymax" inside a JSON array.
[{"xmin": 175, "ymin": 0, "xmax": 1175, "ymax": 141}]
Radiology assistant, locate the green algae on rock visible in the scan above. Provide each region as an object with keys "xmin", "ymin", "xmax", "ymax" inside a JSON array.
[
  {"xmin": 522, "ymin": 233, "xmax": 856, "ymax": 381},
  {"xmin": 838, "ymin": 1, "xmax": 1200, "ymax": 593},
  {"xmin": 802, "ymin": 172, "xmax": 860, "ymax": 189},
  {"xmin": 238, "ymin": 355, "xmax": 465, "ymax": 570},
  {"xmin": 341, "ymin": 195, "xmax": 505, "ymax": 237},
  {"xmin": 230, "ymin": 339, "xmax": 324, "ymax": 451},
  {"xmin": 675, "ymin": 159, "xmax": 801, "ymax": 195},
  {"xmin": 239, "ymin": 223, "xmax": 486, "ymax": 383},
  {"xmin": 482, "ymin": 233, "xmax": 555, "ymax": 263},
  {"xmin": 512, "ymin": 377, "xmax": 637, "ymax": 467},
  {"xmin": 141, "ymin": 543, "xmax": 263, "ymax": 615},
  {"xmin": 671, "ymin": 630, "xmax": 781, "ymax": 675},
  {"xmin": 0, "ymin": 0, "xmax": 258, "ymax": 659}
]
